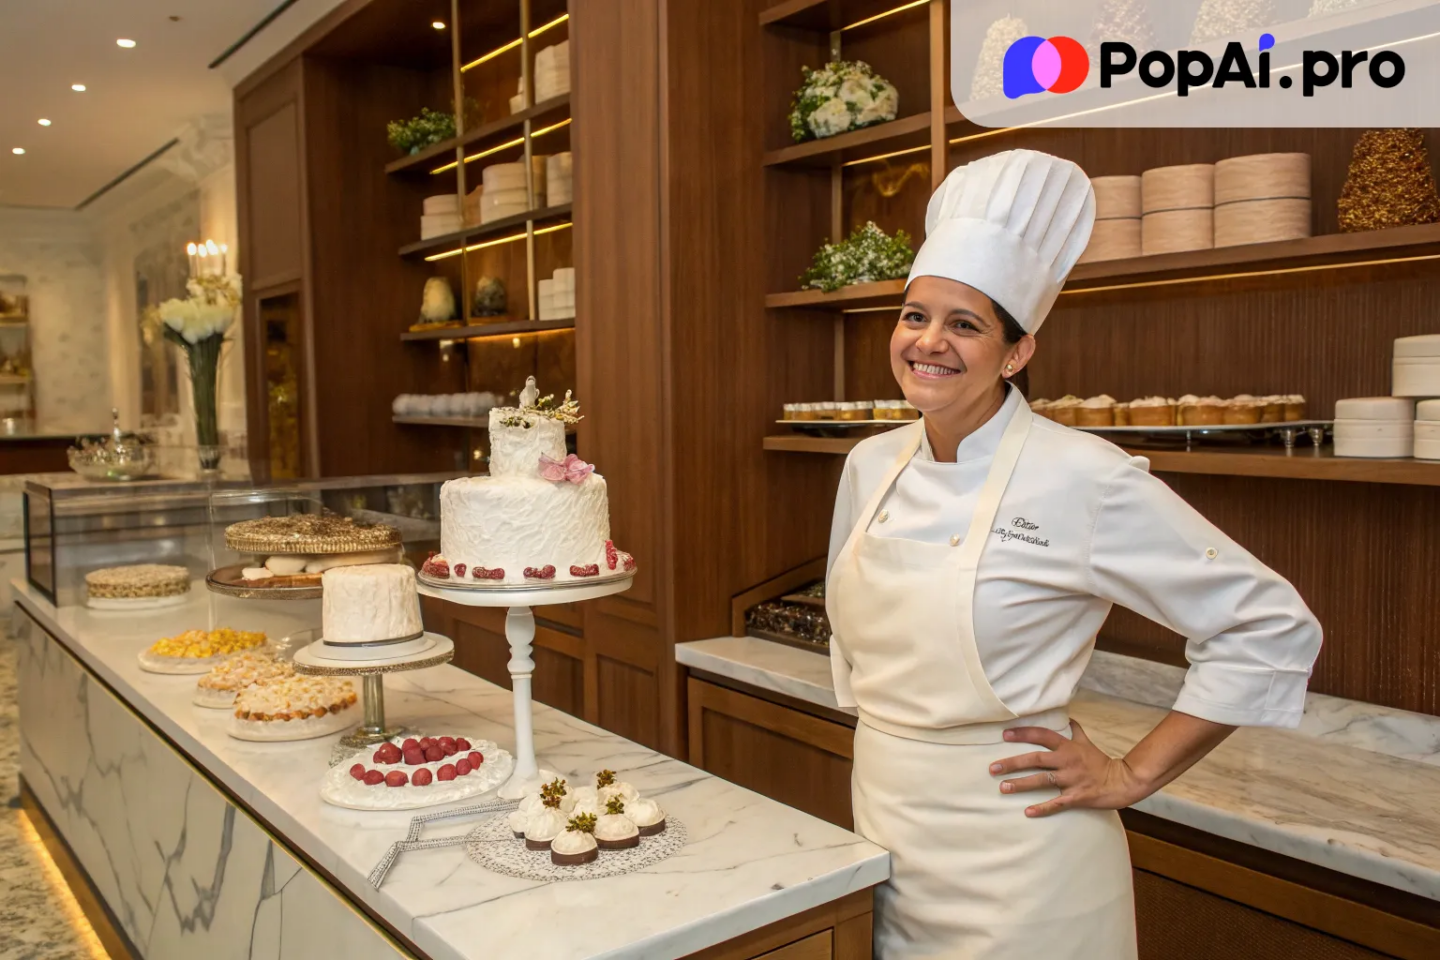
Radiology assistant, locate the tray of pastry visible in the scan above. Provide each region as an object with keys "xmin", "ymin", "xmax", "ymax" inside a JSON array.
[
  {"xmin": 207, "ymin": 564, "xmax": 324, "ymax": 600},
  {"xmin": 1075, "ymin": 420, "xmax": 1332, "ymax": 435}
]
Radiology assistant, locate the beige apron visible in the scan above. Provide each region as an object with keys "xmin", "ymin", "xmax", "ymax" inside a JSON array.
[{"xmin": 827, "ymin": 404, "xmax": 1137, "ymax": 960}]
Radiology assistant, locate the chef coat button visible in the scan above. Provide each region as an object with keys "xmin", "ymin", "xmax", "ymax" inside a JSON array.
[
  {"xmin": 878, "ymin": 510, "xmax": 889, "ymax": 523},
  {"xmin": 950, "ymin": 534, "xmax": 961, "ymax": 547},
  {"xmin": 1205, "ymin": 547, "xmax": 1218, "ymax": 560}
]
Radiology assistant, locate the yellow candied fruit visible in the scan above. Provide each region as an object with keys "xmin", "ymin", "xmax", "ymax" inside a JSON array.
[{"xmin": 148, "ymin": 628, "xmax": 266, "ymax": 659}]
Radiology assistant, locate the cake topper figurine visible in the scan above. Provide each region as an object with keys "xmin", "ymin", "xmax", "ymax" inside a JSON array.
[{"xmin": 519, "ymin": 375, "xmax": 539, "ymax": 410}]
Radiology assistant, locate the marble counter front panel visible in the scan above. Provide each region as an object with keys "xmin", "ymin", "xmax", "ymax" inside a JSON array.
[{"xmin": 16, "ymin": 606, "xmax": 410, "ymax": 960}]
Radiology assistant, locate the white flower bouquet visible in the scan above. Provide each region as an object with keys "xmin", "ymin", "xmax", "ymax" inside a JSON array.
[
  {"xmin": 800, "ymin": 222, "xmax": 915, "ymax": 293},
  {"xmin": 152, "ymin": 274, "xmax": 241, "ymax": 466},
  {"xmin": 789, "ymin": 61, "xmax": 899, "ymax": 143}
]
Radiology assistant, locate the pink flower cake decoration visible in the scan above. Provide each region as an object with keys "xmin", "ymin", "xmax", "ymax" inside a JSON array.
[{"xmin": 539, "ymin": 453, "xmax": 594, "ymax": 484}]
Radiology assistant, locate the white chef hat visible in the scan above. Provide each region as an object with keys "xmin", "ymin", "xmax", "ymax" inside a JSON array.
[{"xmin": 907, "ymin": 149, "xmax": 1095, "ymax": 334}]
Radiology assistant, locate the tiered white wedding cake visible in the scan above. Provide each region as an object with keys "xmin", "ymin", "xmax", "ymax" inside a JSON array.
[{"xmin": 427, "ymin": 378, "xmax": 633, "ymax": 585}]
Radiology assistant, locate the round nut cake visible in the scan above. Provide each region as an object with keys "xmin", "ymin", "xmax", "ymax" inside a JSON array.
[
  {"xmin": 225, "ymin": 514, "xmax": 402, "ymax": 556},
  {"xmin": 86, "ymin": 564, "xmax": 190, "ymax": 600}
]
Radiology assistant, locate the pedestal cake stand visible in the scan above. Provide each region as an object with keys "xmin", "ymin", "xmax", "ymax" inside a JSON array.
[
  {"xmin": 291, "ymin": 631, "xmax": 455, "ymax": 749},
  {"xmin": 417, "ymin": 571, "xmax": 635, "ymax": 799}
]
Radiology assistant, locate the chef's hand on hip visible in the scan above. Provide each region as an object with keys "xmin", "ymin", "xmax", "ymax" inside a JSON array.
[{"xmin": 989, "ymin": 721, "xmax": 1144, "ymax": 818}]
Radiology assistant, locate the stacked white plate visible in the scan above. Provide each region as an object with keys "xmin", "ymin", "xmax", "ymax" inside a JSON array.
[
  {"xmin": 547, "ymin": 152, "xmax": 573, "ymax": 205},
  {"xmin": 1393, "ymin": 334, "xmax": 1440, "ymax": 397},
  {"xmin": 537, "ymin": 267, "xmax": 575, "ymax": 320},
  {"xmin": 1417, "ymin": 399, "xmax": 1440, "ymax": 461},
  {"xmin": 1333, "ymin": 397, "xmax": 1415, "ymax": 458},
  {"xmin": 481, "ymin": 162, "xmax": 530, "ymax": 223},
  {"xmin": 421, "ymin": 194, "xmax": 462, "ymax": 239},
  {"xmin": 535, "ymin": 41, "xmax": 570, "ymax": 102}
]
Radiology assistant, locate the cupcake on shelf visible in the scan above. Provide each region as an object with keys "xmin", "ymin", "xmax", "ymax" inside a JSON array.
[
  {"xmin": 594, "ymin": 797, "xmax": 641, "ymax": 850},
  {"xmin": 1223, "ymin": 395, "xmax": 1263, "ymax": 425},
  {"xmin": 898, "ymin": 400, "xmax": 920, "ymax": 421},
  {"xmin": 1048, "ymin": 396, "xmax": 1082, "ymax": 426},
  {"xmin": 1076, "ymin": 395, "xmax": 1116, "ymax": 428},
  {"xmin": 551, "ymin": 814, "xmax": 600, "ymax": 866},
  {"xmin": 523, "ymin": 781, "xmax": 569, "ymax": 850},
  {"xmin": 1284, "ymin": 394, "xmax": 1307, "ymax": 421},
  {"xmin": 1113, "ymin": 402, "xmax": 1131, "ymax": 427},
  {"xmin": 627, "ymin": 797, "xmax": 667, "ymax": 836},
  {"xmin": 1127, "ymin": 397, "xmax": 1175, "ymax": 427},
  {"xmin": 1183, "ymin": 396, "xmax": 1226, "ymax": 426},
  {"xmin": 816, "ymin": 401, "xmax": 838, "ymax": 421},
  {"xmin": 595, "ymin": 769, "xmax": 639, "ymax": 805},
  {"xmin": 1260, "ymin": 396, "xmax": 1285, "ymax": 423},
  {"xmin": 1028, "ymin": 398, "xmax": 1053, "ymax": 420}
]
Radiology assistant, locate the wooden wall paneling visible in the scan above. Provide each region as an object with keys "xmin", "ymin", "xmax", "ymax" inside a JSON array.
[
  {"xmin": 236, "ymin": 60, "xmax": 309, "ymax": 478},
  {"xmin": 1098, "ymin": 472, "xmax": 1440, "ymax": 715},
  {"xmin": 573, "ymin": 0, "xmax": 669, "ymax": 747},
  {"xmin": 664, "ymin": 0, "xmax": 847, "ymax": 762},
  {"xmin": 687, "ymin": 678, "xmax": 855, "ymax": 829},
  {"xmin": 445, "ymin": 610, "xmax": 585, "ymax": 716},
  {"xmin": 300, "ymin": 56, "xmax": 463, "ymax": 477}
]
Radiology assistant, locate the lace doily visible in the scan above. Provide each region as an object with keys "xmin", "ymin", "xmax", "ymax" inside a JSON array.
[{"xmin": 465, "ymin": 813, "xmax": 686, "ymax": 882}]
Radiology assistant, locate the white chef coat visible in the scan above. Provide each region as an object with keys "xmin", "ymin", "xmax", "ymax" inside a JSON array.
[{"xmin": 827, "ymin": 386, "xmax": 1322, "ymax": 729}]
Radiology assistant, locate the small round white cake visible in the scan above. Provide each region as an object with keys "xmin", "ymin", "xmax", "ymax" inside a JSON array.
[
  {"xmin": 322, "ymin": 564, "xmax": 423, "ymax": 642},
  {"xmin": 438, "ymin": 399, "xmax": 614, "ymax": 584}
]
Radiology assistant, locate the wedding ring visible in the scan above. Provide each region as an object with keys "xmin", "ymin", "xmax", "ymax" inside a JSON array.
[{"xmin": 1045, "ymin": 771, "xmax": 1060, "ymax": 788}]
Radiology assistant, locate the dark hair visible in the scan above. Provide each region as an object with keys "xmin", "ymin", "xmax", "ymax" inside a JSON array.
[
  {"xmin": 992, "ymin": 298, "xmax": 1027, "ymax": 344},
  {"xmin": 992, "ymin": 298, "xmax": 1030, "ymax": 397}
]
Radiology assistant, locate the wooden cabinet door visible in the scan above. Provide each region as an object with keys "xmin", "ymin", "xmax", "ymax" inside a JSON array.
[{"xmin": 687, "ymin": 679, "xmax": 855, "ymax": 829}]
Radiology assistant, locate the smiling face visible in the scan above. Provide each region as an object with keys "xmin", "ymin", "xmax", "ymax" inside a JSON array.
[{"xmin": 890, "ymin": 276, "xmax": 1035, "ymax": 420}]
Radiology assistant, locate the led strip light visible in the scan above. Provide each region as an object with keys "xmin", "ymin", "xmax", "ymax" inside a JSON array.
[{"xmin": 423, "ymin": 221, "xmax": 572, "ymax": 262}]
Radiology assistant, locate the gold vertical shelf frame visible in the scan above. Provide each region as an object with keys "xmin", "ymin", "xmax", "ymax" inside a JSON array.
[{"xmin": 520, "ymin": 0, "xmax": 539, "ymax": 322}]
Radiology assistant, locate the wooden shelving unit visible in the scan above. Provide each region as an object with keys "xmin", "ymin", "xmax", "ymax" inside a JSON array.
[
  {"xmin": 384, "ymin": 93, "xmax": 571, "ymax": 176},
  {"xmin": 762, "ymin": 432, "xmax": 1440, "ymax": 486},
  {"xmin": 763, "ymin": 112, "xmax": 933, "ymax": 168},
  {"xmin": 765, "ymin": 223, "xmax": 1440, "ymax": 311},
  {"xmin": 400, "ymin": 318, "xmax": 574, "ymax": 341},
  {"xmin": 759, "ymin": 0, "xmax": 913, "ymax": 31},
  {"xmin": 398, "ymin": 202, "xmax": 573, "ymax": 258},
  {"xmin": 392, "ymin": 416, "xmax": 491, "ymax": 428}
]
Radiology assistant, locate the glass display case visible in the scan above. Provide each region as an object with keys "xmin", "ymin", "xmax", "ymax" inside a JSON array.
[{"xmin": 23, "ymin": 472, "xmax": 458, "ymax": 607}]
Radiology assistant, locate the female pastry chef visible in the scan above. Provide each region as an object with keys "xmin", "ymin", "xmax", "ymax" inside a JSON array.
[{"xmin": 825, "ymin": 149, "xmax": 1322, "ymax": 959}]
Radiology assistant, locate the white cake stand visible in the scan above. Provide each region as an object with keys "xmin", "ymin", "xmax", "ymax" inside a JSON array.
[
  {"xmin": 291, "ymin": 632, "xmax": 455, "ymax": 749},
  {"xmin": 417, "ymin": 571, "xmax": 635, "ymax": 799}
]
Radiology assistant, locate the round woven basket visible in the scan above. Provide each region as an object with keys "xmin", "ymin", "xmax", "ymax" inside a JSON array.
[{"xmin": 1214, "ymin": 153, "xmax": 1312, "ymax": 247}]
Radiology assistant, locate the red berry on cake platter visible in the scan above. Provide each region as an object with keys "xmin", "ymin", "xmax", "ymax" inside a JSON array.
[{"xmin": 320, "ymin": 735, "xmax": 514, "ymax": 810}]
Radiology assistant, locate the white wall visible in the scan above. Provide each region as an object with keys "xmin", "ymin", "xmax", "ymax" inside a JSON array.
[
  {"xmin": 89, "ymin": 113, "xmax": 246, "ymax": 468},
  {"xmin": 0, "ymin": 206, "xmax": 110, "ymax": 433}
]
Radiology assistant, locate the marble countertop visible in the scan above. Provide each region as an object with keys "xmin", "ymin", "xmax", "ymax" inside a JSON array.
[
  {"xmin": 12, "ymin": 584, "xmax": 888, "ymax": 960},
  {"xmin": 678, "ymin": 636, "xmax": 1440, "ymax": 901}
]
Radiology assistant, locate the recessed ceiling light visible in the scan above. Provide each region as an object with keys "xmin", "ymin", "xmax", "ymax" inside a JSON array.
[
  {"xmin": 11, "ymin": 148, "xmax": 25, "ymax": 156},
  {"xmin": 37, "ymin": 119, "xmax": 51, "ymax": 126},
  {"xmin": 117, "ymin": 38, "xmax": 136, "ymax": 48},
  {"xmin": 432, "ymin": 20, "xmax": 446, "ymax": 29},
  {"xmin": 71, "ymin": 83, "xmax": 86, "ymax": 92}
]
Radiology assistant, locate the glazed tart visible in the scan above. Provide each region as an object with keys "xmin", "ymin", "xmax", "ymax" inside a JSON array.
[
  {"xmin": 193, "ymin": 650, "xmax": 295, "ymax": 709},
  {"xmin": 138, "ymin": 628, "xmax": 267, "ymax": 674},
  {"xmin": 228, "ymin": 676, "xmax": 358, "ymax": 741}
]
